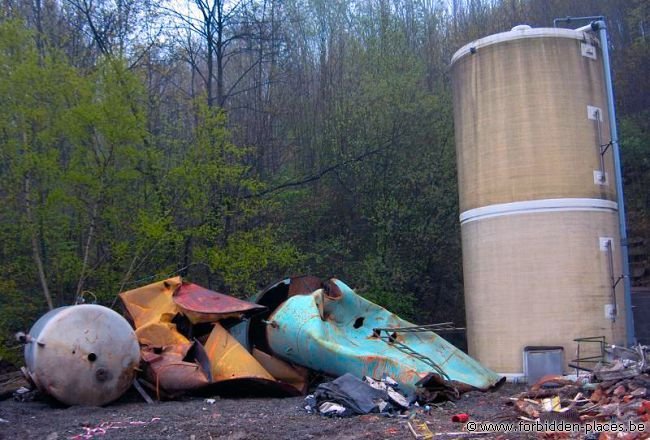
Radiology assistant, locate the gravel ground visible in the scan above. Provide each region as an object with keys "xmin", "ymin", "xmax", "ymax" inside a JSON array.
[{"xmin": 0, "ymin": 384, "xmax": 528, "ymax": 440}]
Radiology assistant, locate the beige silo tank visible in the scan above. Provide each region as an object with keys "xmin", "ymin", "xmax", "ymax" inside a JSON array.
[{"xmin": 451, "ymin": 27, "xmax": 627, "ymax": 374}]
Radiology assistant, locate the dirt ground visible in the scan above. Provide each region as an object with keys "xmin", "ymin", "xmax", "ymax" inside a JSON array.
[{"xmin": 0, "ymin": 384, "xmax": 528, "ymax": 440}]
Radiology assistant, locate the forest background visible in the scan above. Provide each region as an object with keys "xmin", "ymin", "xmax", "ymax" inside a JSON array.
[{"xmin": 0, "ymin": 0, "xmax": 647, "ymax": 363}]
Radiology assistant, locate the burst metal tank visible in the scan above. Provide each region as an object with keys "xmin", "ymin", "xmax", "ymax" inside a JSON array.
[
  {"xmin": 451, "ymin": 26, "xmax": 627, "ymax": 374},
  {"xmin": 260, "ymin": 278, "xmax": 504, "ymax": 397},
  {"xmin": 23, "ymin": 304, "xmax": 141, "ymax": 406}
]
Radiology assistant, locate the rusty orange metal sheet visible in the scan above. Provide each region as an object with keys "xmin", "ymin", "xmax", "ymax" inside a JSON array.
[
  {"xmin": 135, "ymin": 322, "xmax": 191, "ymax": 351},
  {"xmin": 121, "ymin": 276, "xmax": 305, "ymax": 398},
  {"xmin": 204, "ymin": 322, "xmax": 275, "ymax": 383},
  {"xmin": 173, "ymin": 282, "xmax": 266, "ymax": 324},
  {"xmin": 119, "ymin": 277, "xmax": 182, "ymax": 328},
  {"xmin": 252, "ymin": 348, "xmax": 308, "ymax": 394},
  {"xmin": 287, "ymin": 275, "xmax": 323, "ymax": 297},
  {"xmin": 141, "ymin": 346, "xmax": 210, "ymax": 396}
]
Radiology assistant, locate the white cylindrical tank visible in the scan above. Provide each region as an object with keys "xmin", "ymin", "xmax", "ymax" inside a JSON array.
[
  {"xmin": 451, "ymin": 27, "xmax": 627, "ymax": 374},
  {"xmin": 24, "ymin": 304, "xmax": 141, "ymax": 406}
]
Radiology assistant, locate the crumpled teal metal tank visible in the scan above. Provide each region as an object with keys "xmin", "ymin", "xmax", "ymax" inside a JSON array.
[{"xmin": 265, "ymin": 279, "xmax": 504, "ymax": 397}]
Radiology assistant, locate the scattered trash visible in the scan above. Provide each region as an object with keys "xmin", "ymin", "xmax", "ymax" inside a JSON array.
[
  {"xmin": 541, "ymin": 396, "xmax": 562, "ymax": 412},
  {"xmin": 384, "ymin": 426, "xmax": 401, "ymax": 436},
  {"xmin": 132, "ymin": 378, "xmax": 155, "ymax": 405},
  {"xmin": 318, "ymin": 401, "xmax": 347, "ymax": 416},
  {"xmin": 363, "ymin": 376, "xmax": 411, "ymax": 408},
  {"xmin": 304, "ymin": 373, "xmax": 411, "ymax": 416},
  {"xmin": 407, "ymin": 419, "xmax": 433, "ymax": 439},
  {"xmin": 0, "ymin": 370, "xmax": 29, "ymax": 400},
  {"xmin": 512, "ymin": 346, "xmax": 650, "ymax": 434},
  {"xmin": 594, "ymin": 344, "xmax": 649, "ymax": 381},
  {"xmin": 68, "ymin": 417, "xmax": 161, "ymax": 440},
  {"xmin": 12, "ymin": 386, "xmax": 33, "ymax": 402},
  {"xmin": 451, "ymin": 413, "xmax": 469, "ymax": 423}
]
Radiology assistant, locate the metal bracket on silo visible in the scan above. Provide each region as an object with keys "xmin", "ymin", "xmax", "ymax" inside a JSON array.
[
  {"xmin": 585, "ymin": 19, "xmax": 635, "ymax": 345},
  {"xmin": 556, "ymin": 15, "xmax": 636, "ymax": 345},
  {"xmin": 588, "ymin": 106, "xmax": 611, "ymax": 186}
]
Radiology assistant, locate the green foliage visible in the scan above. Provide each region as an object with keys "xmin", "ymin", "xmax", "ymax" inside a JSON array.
[
  {"xmin": 354, "ymin": 255, "xmax": 416, "ymax": 318},
  {"xmin": 0, "ymin": 20, "xmax": 298, "ymax": 361},
  {"xmin": 277, "ymin": 5, "xmax": 462, "ymax": 323},
  {"xmin": 620, "ymin": 113, "xmax": 650, "ymax": 249},
  {"xmin": 166, "ymin": 102, "xmax": 302, "ymax": 295},
  {"xmin": 205, "ymin": 227, "xmax": 302, "ymax": 296},
  {"xmin": 1, "ymin": 0, "xmax": 648, "ymax": 366}
]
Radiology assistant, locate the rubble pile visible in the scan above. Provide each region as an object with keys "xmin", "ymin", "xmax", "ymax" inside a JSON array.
[
  {"xmin": 119, "ymin": 275, "xmax": 503, "ymax": 401},
  {"xmin": 118, "ymin": 276, "xmax": 308, "ymax": 398},
  {"xmin": 512, "ymin": 345, "xmax": 650, "ymax": 438},
  {"xmin": 587, "ymin": 375, "xmax": 650, "ymax": 420},
  {"xmin": 514, "ymin": 374, "xmax": 649, "ymax": 422},
  {"xmin": 13, "ymin": 275, "xmax": 503, "ymax": 406}
]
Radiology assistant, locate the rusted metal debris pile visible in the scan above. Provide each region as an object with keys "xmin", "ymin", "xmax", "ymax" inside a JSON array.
[
  {"xmin": 120, "ymin": 275, "xmax": 503, "ymax": 402},
  {"xmin": 119, "ymin": 276, "xmax": 308, "ymax": 398},
  {"xmin": 18, "ymin": 275, "xmax": 504, "ymax": 406},
  {"xmin": 511, "ymin": 346, "xmax": 650, "ymax": 438}
]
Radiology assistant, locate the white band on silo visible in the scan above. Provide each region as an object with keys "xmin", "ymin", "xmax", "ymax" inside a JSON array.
[
  {"xmin": 459, "ymin": 198, "xmax": 618, "ymax": 225},
  {"xmin": 450, "ymin": 27, "xmax": 597, "ymax": 65}
]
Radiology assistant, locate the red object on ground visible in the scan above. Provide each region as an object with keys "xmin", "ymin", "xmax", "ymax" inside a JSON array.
[
  {"xmin": 638, "ymin": 400, "xmax": 650, "ymax": 415},
  {"xmin": 451, "ymin": 413, "xmax": 469, "ymax": 423}
]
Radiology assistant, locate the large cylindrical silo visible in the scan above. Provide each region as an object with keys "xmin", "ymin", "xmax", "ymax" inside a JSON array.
[{"xmin": 451, "ymin": 26, "xmax": 627, "ymax": 375}]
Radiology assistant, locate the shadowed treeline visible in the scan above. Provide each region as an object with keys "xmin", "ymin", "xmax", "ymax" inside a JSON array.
[{"xmin": 0, "ymin": 0, "xmax": 647, "ymax": 362}]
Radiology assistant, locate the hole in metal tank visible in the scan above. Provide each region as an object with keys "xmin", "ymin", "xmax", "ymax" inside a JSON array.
[
  {"xmin": 88, "ymin": 353, "xmax": 97, "ymax": 362},
  {"xmin": 95, "ymin": 368, "xmax": 109, "ymax": 382}
]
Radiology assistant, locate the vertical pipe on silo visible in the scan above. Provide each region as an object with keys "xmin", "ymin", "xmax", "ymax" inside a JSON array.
[{"xmin": 592, "ymin": 20, "xmax": 635, "ymax": 345}]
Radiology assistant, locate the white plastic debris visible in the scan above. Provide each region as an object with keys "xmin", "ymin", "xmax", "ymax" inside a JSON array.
[{"xmin": 318, "ymin": 402, "xmax": 347, "ymax": 415}]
